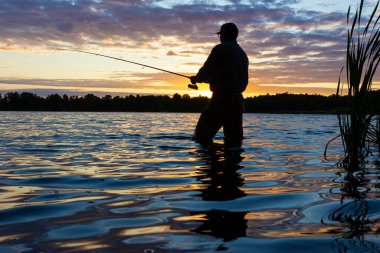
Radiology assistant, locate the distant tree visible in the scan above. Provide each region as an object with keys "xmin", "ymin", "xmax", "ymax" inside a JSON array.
[
  {"xmin": 171, "ymin": 93, "xmax": 183, "ymax": 112},
  {"xmin": 62, "ymin": 94, "xmax": 69, "ymax": 110},
  {"xmin": 83, "ymin": 94, "xmax": 101, "ymax": 111},
  {"xmin": 2, "ymin": 91, "xmax": 377, "ymax": 113},
  {"xmin": 46, "ymin": 94, "xmax": 63, "ymax": 111}
]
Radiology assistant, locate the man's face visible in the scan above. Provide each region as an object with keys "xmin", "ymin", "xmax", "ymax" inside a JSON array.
[{"xmin": 219, "ymin": 33, "xmax": 225, "ymax": 43}]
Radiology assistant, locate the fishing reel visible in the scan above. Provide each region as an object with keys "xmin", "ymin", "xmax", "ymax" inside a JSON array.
[{"xmin": 188, "ymin": 83, "xmax": 198, "ymax": 90}]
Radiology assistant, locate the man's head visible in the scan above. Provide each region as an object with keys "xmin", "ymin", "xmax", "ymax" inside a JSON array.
[{"xmin": 216, "ymin": 23, "xmax": 239, "ymax": 42}]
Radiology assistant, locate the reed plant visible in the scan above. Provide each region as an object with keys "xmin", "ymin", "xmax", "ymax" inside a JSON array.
[
  {"xmin": 366, "ymin": 115, "xmax": 380, "ymax": 155},
  {"xmin": 334, "ymin": 0, "xmax": 380, "ymax": 169}
]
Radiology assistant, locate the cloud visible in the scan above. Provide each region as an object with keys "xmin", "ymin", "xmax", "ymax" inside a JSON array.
[
  {"xmin": 0, "ymin": 88, "xmax": 157, "ymax": 97},
  {"xmin": 0, "ymin": 69, "xmax": 191, "ymax": 91},
  {"xmin": 0, "ymin": 0, "xmax": 347, "ymax": 48},
  {"xmin": 1, "ymin": 0, "xmax": 373, "ymax": 95},
  {"xmin": 166, "ymin": 50, "xmax": 177, "ymax": 56}
]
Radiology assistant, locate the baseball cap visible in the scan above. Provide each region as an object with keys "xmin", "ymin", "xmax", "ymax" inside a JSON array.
[{"xmin": 215, "ymin": 22, "xmax": 239, "ymax": 38}]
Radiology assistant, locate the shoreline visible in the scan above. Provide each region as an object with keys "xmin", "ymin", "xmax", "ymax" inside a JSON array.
[{"xmin": 0, "ymin": 110, "xmax": 341, "ymax": 115}]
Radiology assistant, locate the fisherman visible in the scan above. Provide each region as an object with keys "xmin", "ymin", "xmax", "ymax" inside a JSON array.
[{"xmin": 190, "ymin": 23, "xmax": 249, "ymax": 148}]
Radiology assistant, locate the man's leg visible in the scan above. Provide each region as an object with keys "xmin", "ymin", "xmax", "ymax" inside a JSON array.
[
  {"xmin": 193, "ymin": 96, "xmax": 223, "ymax": 145},
  {"xmin": 223, "ymin": 94, "xmax": 244, "ymax": 148}
]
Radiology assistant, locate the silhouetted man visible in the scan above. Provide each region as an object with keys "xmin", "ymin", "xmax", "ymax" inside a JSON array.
[{"xmin": 191, "ymin": 23, "xmax": 249, "ymax": 148}]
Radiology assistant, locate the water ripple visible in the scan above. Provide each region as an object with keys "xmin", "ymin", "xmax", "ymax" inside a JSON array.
[{"xmin": 0, "ymin": 112, "xmax": 379, "ymax": 253}]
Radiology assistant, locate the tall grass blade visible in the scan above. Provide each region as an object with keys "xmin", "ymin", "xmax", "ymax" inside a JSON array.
[
  {"xmin": 331, "ymin": 0, "xmax": 380, "ymax": 168},
  {"xmin": 336, "ymin": 67, "xmax": 344, "ymax": 95},
  {"xmin": 364, "ymin": 1, "xmax": 379, "ymax": 34}
]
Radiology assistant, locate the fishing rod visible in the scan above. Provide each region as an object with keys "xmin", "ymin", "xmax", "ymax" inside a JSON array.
[{"xmin": 60, "ymin": 49, "xmax": 198, "ymax": 90}]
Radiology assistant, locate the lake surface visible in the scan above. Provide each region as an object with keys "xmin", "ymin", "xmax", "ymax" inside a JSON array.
[{"xmin": 0, "ymin": 112, "xmax": 379, "ymax": 253}]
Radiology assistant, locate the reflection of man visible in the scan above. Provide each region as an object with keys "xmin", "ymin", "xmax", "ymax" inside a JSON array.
[
  {"xmin": 192, "ymin": 145, "xmax": 247, "ymax": 243},
  {"xmin": 191, "ymin": 23, "xmax": 249, "ymax": 148}
]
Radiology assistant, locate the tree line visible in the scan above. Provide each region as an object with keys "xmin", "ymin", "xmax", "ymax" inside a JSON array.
[{"xmin": 1, "ymin": 91, "xmax": 380, "ymax": 113}]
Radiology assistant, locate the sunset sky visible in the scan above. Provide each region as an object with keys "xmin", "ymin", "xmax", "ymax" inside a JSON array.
[{"xmin": 0, "ymin": 0, "xmax": 379, "ymax": 97}]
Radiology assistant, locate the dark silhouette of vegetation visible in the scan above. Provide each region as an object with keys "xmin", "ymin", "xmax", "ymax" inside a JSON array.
[
  {"xmin": 328, "ymin": 0, "xmax": 380, "ymax": 168},
  {"xmin": 0, "ymin": 92, "xmax": 209, "ymax": 112},
  {"xmin": 1, "ymin": 91, "xmax": 380, "ymax": 113},
  {"xmin": 246, "ymin": 93, "xmax": 348, "ymax": 113}
]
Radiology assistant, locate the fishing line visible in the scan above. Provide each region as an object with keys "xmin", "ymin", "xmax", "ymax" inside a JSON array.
[{"xmin": 59, "ymin": 49, "xmax": 198, "ymax": 90}]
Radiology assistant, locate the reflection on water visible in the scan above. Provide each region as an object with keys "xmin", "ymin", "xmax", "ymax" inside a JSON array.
[
  {"xmin": 0, "ymin": 112, "xmax": 379, "ymax": 253},
  {"xmin": 323, "ymin": 169, "xmax": 380, "ymax": 253},
  {"xmin": 192, "ymin": 145, "xmax": 247, "ymax": 245}
]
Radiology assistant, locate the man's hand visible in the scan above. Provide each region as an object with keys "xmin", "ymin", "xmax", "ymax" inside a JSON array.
[{"xmin": 190, "ymin": 76, "xmax": 197, "ymax": 84}]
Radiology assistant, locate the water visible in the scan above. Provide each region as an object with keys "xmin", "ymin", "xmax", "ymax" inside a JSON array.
[{"xmin": 0, "ymin": 112, "xmax": 379, "ymax": 253}]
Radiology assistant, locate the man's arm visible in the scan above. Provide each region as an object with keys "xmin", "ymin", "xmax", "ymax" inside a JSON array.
[{"xmin": 191, "ymin": 46, "xmax": 221, "ymax": 84}]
